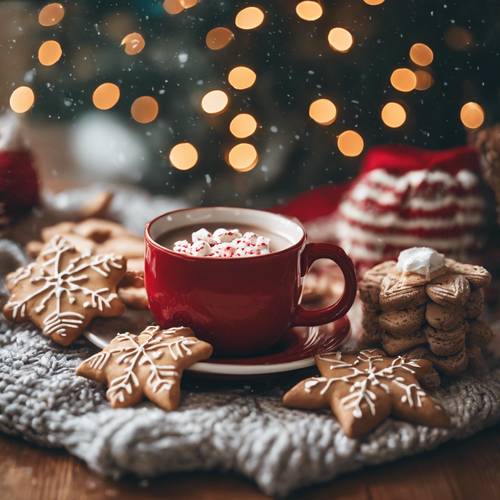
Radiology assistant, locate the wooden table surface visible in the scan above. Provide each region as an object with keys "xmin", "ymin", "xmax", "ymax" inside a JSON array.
[{"xmin": 1, "ymin": 425, "xmax": 499, "ymax": 500}]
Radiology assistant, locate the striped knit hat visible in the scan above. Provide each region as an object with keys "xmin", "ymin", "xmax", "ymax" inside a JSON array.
[{"xmin": 278, "ymin": 145, "xmax": 495, "ymax": 275}]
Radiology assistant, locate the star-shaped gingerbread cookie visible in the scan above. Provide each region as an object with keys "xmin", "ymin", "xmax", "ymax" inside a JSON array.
[
  {"xmin": 3, "ymin": 235, "xmax": 126, "ymax": 346},
  {"xmin": 283, "ymin": 349, "xmax": 450, "ymax": 438},
  {"xmin": 76, "ymin": 325, "xmax": 213, "ymax": 410}
]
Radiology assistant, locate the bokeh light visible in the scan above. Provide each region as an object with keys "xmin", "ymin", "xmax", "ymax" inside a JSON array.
[
  {"xmin": 92, "ymin": 83, "xmax": 120, "ymax": 110},
  {"xmin": 295, "ymin": 1, "xmax": 323, "ymax": 21},
  {"xmin": 460, "ymin": 102, "xmax": 485, "ymax": 129},
  {"xmin": 337, "ymin": 130, "xmax": 364, "ymax": 157},
  {"xmin": 131, "ymin": 96, "xmax": 159, "ymax": 124},
  {"xmin": 228, "ymin": 66, "xmax": 256, "ymax": 90},
  {"xmin": 415, "ymin": 70, "xmax": 433, "ymax": 91},
  {"xmin": 381, "ymin": 102, "xmax": 407, "ymax": 128},
  {"xmin": 409, "ymin": 43, "xmax": 434, "ymax": 66},
  {"xmin": 235, "ymin": 6, "xmax": 265, "ymax": 30},
  {"xmin": 121, "ymin": 32, "xmax": 145, "ymax": 56},
  {"xmin": 229, "ymin": 113, "xmax": 258, "ymax": 138},
  {"xmin": 169, "ymin": 142, "xmax": 199, "ymax": 170},
  {"xmin": 309, "ymin": 98, "xmax": 337, "ymax": 126},
  {"xmin": 390, "ymin": 68, "xmax": 417, "ymax": 92},
  {"xmin": 38, "ymin": 40, "xmax": 62, "ymax": 66},
  {"xmin": 327, "ymin": 28, "xmax": 354, "ymax": 53},
  {"xmin": 363, "ymin": 0, "xmax": 384, "ymax": 5},
  {"xmin": 180, "ymin": 0, "xmax": 198, "ymax": 8},
  {"xmin": 206, "ymin": 27, "xmax": 235, "ymax": 50},
  {"xmin": 228, "ymin": 143, "xmax": 259, "ymax": 172},
  {"xmin": 38, "ymin": 2, "xmax": 64, "ymax": 27},
  {"xmin": 9, "ymin": 86, "xmax": 35, "ymax": 114},
  {"xmin": 163, "ymin": 0, "xmax": 184, "ymax": 15},
  {"xmin": 201, "ymin": 90, "xmax": 229, "ymax": 114}
]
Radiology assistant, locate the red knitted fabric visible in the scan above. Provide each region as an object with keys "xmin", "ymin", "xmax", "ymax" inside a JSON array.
[{"xmin": 276, "ymin": 145, "xmax": 494, "ymax": 274}]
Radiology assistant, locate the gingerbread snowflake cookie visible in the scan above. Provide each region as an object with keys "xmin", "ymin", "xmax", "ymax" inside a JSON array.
[
  {"xmin": 358, "ymin": 247, "xmax": 493, "ymax": 381},
  {"xmin": 77, "ymin": 325, "xmax": 213, "ymax": 410},
  {"xmin": 3, "ymin": 235, "xmax": 126, "ymax": 345},
  {"xmin": 283, "ymin": 349, "xmax": 449, "ymax": 438},
  {"xmin": 26, "ymin": 218, "xmax": 147, "ymax": 309}
]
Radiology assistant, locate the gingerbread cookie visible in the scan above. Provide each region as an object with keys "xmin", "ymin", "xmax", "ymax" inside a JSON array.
[
  {"xmin": 425, "ymin": 274, "xmax": 470, "ymax": 307},
  {"xmin": 381, "ymin": 330, "xmax": 427, "ymax": 355},
  {"xmin": 359, "ymin": 247, "xmax": 493, "ymax": 381},
  {"xmin": 425, "ymin": 302, "xmax": 463, "ymax": 331},
  {"xmin": 424, "ymin": 323, "xmax": 466, "ymax": 357},
  {"xmin": 358, "ymin": 261, "xmax": 397, "ymax": 307},
  {"xmin": 283, "ymin": 349, "xmax": 450, "ymax": 438},
  {"xmin": 4, "ymin": 236, "xmax": 126, "ymax": 345},
  {"xmin": 379, "ymin": 274, "xmax": 427, "ymax": 311},
  {"xmin": 379, "ymin": 306, "xmax": 425, "ymax": 337},
  {"xmin": 27, "ymin": 218, "xmax": 147, "ymax": 309},
  {"xmin": 77, "ymin": 325, "xmax": 213, "ymax": 410}
]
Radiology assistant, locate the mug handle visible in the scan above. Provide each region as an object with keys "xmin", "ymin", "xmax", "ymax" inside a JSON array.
[{"xmin": 291, "ymin": 243, "xmax": 357, "ymax": 327}]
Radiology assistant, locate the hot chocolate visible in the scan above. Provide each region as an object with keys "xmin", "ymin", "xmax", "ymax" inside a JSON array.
[{"xmin": 156, "ymin": 223, "xmax": 292, "ymax": 257}]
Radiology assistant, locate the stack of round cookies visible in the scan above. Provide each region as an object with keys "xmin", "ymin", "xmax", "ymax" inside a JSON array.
[{"xmin": 359, "ymin": 247, "xmax": 493, "ymax": 384}]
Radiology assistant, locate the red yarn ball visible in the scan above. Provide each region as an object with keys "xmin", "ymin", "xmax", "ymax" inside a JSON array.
[{"xmin": 0, "ymin": 151, "xmax": 39, "ymax": 217}]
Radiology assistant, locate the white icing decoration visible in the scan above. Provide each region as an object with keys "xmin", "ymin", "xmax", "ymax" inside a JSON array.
[
  {"xmin": 396, "ymin": 247, "xmax": 445, "ymax": 278},
  {"xmin": 305, "ymin": 350, "xmax": 427, "ymax": 419},
  {"xmin": 5, "ymin": 236, "xmax": 124, "ymax": 337},
  {"xmin": 83, "ymin": 326, "xmax": 201, "ymax": 405}
]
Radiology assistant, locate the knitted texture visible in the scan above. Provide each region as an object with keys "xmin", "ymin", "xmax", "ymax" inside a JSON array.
[{"xmin": 1, "ymin": 188, "xmax": 500, "ymax": 496}]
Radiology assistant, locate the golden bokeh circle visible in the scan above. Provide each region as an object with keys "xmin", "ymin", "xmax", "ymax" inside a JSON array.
[
  {"xmin": 206, "ymin": 27, "xmax": 235, "ymax": 50},
  {"xmin": 163, "ymin": 0, "xmax": 184, "ymax": 15},
  {"xmin": 363, "ymin": 0, "xmax": 384, "ymax": 5},
  {"xmin": 9, "ymin": 86, "xmax": 35, "ymax": 114},
  {"xmin": 295, "ymin": 1, "xmax": 323, "ymax": 21},
  {"xmin": 201, "ymin": 90, "xmax": 229, "ymax": 114},
  {"xmin": 409, "ymin": 43, "xmax": 434, "ymax": 67},
  {"xmin": 169, "ymin": 142, "xmax": 199, "ymax": 170},
  {"xmin": 337, "ymin": 130, "xmax": 364, "ymax": 157},
  {"xmin": 121, "ymin": 32, "xmax": 146, "ymax": 56},
  {"xmin": 309, "ymin": 98, "xmax": 337, "ymax": 126},
  {"xmin": 415, "ymin": 70, "xmax": 433, "ymax": 91},
  {"xmin": 328, "ymin": 27, "xmax": 354, "ymax": 53},
  {"xmin": 38, "ymin": 40, "xmax": 62, "ymax": 66},
  {"xmin": 390, "ymin": 68, "xmax": 417, "ymax": 92},
  {"xmin": 381, "ymin": 102, "xmax": 407, "ymax": 128},
  {"xmin": 131, "ymin": 96, "xmax": 159, "ymax": 124},
  {"xmin": 180, "ymin": 0, "xmax": 198, "ymax": 8},
  {"xmin": 235, "ymin": 6, "xmax": 265, "ymax": 30},
  {"xmin": 228, "ymin": 66, "xmax": 257, "ymax": 90},
  {"xmin": 92, "ymin": 83, "xmax": 120, "ymax": 111},
  {"xmin": 38, "ymin": 3, "xmax": 65, "ymax": 27},
  {"xmin": 460, "ymin": 102, "xmax": 485, "ymax": 129},
  {"xmin": 229, "ymin": 113, "xmax": 258, "ymax": 138},
  {"xmin": 228, "ymin": 143, "xmax": 259, "ymax": 172}
]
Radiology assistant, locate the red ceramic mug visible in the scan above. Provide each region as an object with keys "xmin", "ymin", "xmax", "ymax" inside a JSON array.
[{"xmin": 145, "ymin": 207, "xmax": 356, "ymax": 356}]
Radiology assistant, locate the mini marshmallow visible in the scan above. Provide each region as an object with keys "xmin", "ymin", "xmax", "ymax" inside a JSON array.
[
  {"xmin": 211, "ymin": 243, "xmax": 235, "ymax": 258},
  {"xmin": 212, "ymin": 228, "xmax": 242, "ymax": 244},
  {"xmin": 173, "ymin": 240, "xmax": 191, "ymax": 255},
  {"xmin": 192, "ymin": 228, "xmax": 213, "ymax": 244},
  {"xmin": 242, "ymin": 231, "xmax": 258, "ymax": 245},
  {"xmin": 190, "ymin": 240, "xmax": 211, "ymax": 256}
]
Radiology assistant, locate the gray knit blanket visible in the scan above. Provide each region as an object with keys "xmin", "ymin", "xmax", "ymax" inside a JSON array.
[{"xmin": 1, "ymin": 188, "xmax": 500, "ymax": 496}]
